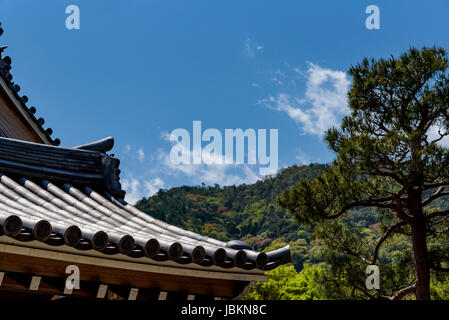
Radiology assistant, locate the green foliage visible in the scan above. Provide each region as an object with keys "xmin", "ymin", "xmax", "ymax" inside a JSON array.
[
  {"xmin": 135, "ymin": 48, "xmax": 449, "ymax": 299},
  {"xmin": 312, "ymin": 222, "xmax": 416, "ymax": 299},
  {"xmin": 136, "ymin": 164, "xmax": 328, "ymax": 271},
  {"xmin": 431, "ymin": 273, "xmax": 449, "ymax": 299},
  {"xmin": 135, "ymin": 160, "xmax": 448, "ymax": 300},
  {"xmin": 244, "ymin": 265, "xmax": 327, "ymax": 300},
  {"xmin": 278, "ymin": 46, "xmax": 449, "ymax": 300}
]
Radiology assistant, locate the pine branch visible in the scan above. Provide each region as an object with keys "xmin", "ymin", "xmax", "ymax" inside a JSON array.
[
  {"xmin": 423, "ymin": 181, "xmax": 449, "ymax": 190},
  {"xmin": 430, "ymin": 264, "xmax": 449, "ymax": 274},
  {"xmin": 425, "ymin": 209, "xmax": 449, "ymax": 221},
  {"xmin": 422, "ymin": 186, "xmax": 449, "ymax": 206},
  {"xmin": 388, "ymin": 285, "xmax": 416, "ymax": 300},
  {"xmin": 372, "ymin": 221, "xmax": 406, "ymax": 264},
  {"xmin": 321, "ymin": 199, "xmax": 396, "ymax": 220},
  {"xmin": 353, "ymin": 285, "xmax": 377, "ymax": 300}
]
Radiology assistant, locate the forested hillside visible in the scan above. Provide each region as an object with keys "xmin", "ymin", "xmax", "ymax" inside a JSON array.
[
  {"xmin": 135, "ymin": 162, "xmax": 449, "ymax": 299},
  {"xmin": 135, "ymin": 163, "xmax": 375, "ymax": 271}
]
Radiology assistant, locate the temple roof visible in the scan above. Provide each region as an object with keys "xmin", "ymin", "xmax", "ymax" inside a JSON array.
[
  {"xmin": 0, "ymin": 21, "xmax": 290, "ymax": 278},
  {"xmin": 0, "ymin": 136, "xmax": 291, "ymax": 272}
]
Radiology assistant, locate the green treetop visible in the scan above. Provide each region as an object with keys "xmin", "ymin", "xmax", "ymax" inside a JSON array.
[{"xmin": 279, "ymin": 47, "xmax": 449, "ymax": 300}]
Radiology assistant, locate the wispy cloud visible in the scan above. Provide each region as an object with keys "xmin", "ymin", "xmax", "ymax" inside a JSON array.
[
  {"xmin": 272, "ymin": 77, "xmax": 283, "ymax": 86},
  {"xmin": 260, "ymin": 62, "xmax": 350, "ymax": 136},
  {"xmin": 272, "ymin": 69, "xmax": 285, "ymax": 86},
  {"xmin": 427, "ymin": 125, "xmax": 449, "ymax": 148},
  {"xmin": 121, "ymin": 136, "xmax": 263, "ymax": 203},
  {"xmin": 156, "ymin": 143, "xmax": 261, "ymax": 186},
  {"xmin": 244, "ymin": 38, "xmax": 263, "ymax": 57},
  {"xmin": 122, "ymin": 174, "xmax": 165, "ymax": 204},
  {"xmin": 296, "ymin": 148, "xmax": 311, "ymax": 165},
  {"xmin": 143, "ymin": 177, "xmax": 165, "ymax": 196},
  {"xmin": 137, "ymin": 148, "xmax": 145, "ymax": 162},
  {"xmin": 122, "ymin": 145, "xmax": 146, "ymax": 163}
]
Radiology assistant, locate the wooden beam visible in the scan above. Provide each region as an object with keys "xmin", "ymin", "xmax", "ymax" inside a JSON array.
[
  {"xmin": 195, "ymin": 294, "xmax": 215, "ymax": 301},
  {"xmin": 135, "ymin": 288, "xmax": 160, "ymax": 301},
  {"xmin": 0, "ymin": 273, "xmax": 118, "ymax": 299},
  {"xmin": 234, "ymin": 280, "xmax": 256, "ymax": 300},
  {"xmin": 0, "ymin": 271, "xmax": 227, "ymax": 301},
  {"xmin": 96, "ymin": 284, "xmax": 108, "ymax": 299},
  {"xmin": 0, "ymin": 272, "xmax": 78, "ymax": 297},
  {"xmin": 5, "ymin": 272, "xmax": 30, "ymax": 289},
  {"xmin": 166, "ymin": 291, "xmax": 188, "ymax": 301},
  {"xmin": 0, "ymin": 239, "xmax": 267, "ymax": 282},
  {"xmin": 158, "ymin": 291, "xmax": 167, "ymax": 300},
  {"xmin": 0, "ymin": 290, "xmax": 53, "ymax": 300},
  {"xmin": 42, "ymin": 275, "xmax": 73, "ymax": 296},
  {"xmin": 107, "ymin": 284, "xmax": 131, "ymax": 300},
  {"xmin": 63, "ymin": 285, "xmax": 73, "ymax": 295},
  {"xmin": 0, "ymin": 248, "xmax": 250, "ymax": 298},
  {"xmin": 29, "ymin": 276, "xmax": 41, "ymax": 291},
  {"xmin": 128, "ymin": 288, "xmax": 139, "ymax": 301}
]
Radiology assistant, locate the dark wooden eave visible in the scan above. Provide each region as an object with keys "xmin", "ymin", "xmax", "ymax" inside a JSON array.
[
  {"xmin": 0, "ymin": 242, "xmax": 254, "ymax": 299},
  {"xmin": 0, "ymin": 137, "xmax": 124, "ymax": 198}
]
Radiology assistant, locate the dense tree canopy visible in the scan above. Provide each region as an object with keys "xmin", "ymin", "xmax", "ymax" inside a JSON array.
[
  {"xmin": 279, "ymin": 47, "xmax": 449, "ymax": 300},
  {"xmin": 136, "ymin": 161, "xmax": 449, "ymax": 299}
]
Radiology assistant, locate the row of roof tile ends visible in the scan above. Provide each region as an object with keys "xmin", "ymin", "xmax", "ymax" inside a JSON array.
[
  {"xmin": 0, "ymin": 23, "xmax": 59, "ymax": 146},
  {"xmin": 0, "ymin": 173, "xmax": 291, "ymax": 271}
]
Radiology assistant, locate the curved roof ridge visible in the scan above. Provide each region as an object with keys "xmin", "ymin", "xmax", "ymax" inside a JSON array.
[{"xmin": 0, "ymin": 172, "xmax": 291, "ymax": 271}]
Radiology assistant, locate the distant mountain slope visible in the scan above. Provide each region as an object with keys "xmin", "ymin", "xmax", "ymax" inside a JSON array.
[
  {"xmin": 135, "ymin": 164, "xmax": 330, "ymax": 270},
  {"xmin": 135, "ymin": 163, "xmax": 449, "ymax": 296}
]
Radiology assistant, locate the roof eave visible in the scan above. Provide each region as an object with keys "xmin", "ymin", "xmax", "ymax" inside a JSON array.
[{"xmin": 0, "ymin": 76, "xmax": 54, "ymax": 145}]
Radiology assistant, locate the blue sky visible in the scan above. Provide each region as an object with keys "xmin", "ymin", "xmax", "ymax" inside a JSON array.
[{"xmin": 0, "ymin": 0, "xmax": 448, "ymax": 203}]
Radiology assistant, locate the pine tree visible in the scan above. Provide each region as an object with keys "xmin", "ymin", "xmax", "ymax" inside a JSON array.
[{"xmin": 279, "ymin": 47, "xmax": 449, "ymax": 300}]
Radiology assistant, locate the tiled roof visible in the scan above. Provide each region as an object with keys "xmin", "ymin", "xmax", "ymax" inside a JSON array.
[
  {"xmin": 0, "ymin": 21, "xmax": 290, "ymax": 274},
  {"xmin": 0, "ymin": 137, "xmax": 291, "ymax": 271}
]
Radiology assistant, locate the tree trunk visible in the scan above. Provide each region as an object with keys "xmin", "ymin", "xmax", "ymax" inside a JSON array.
[{"xmin": 410, "ymin": 217, "xmax": 431, "ymax": 300}]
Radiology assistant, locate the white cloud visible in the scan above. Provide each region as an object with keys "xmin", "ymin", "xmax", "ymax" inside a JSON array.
[
  {"xmin": 157, "ymin": 144, "xmax": 261, "ymax": 186},
  {"xmin": 244, "ymin": 38, "xmax": 263, "ymax": 57},
  {"xmin": 122, "ymin": 175, "xmax": 165, "ymax": 204},
  {"xmin": 121, "ymin": 130, "xmax": 267, "ymax": 203},
  {"xmin": 122, "ymin": 145, "xmax": 146, "ymax": 163},
  {"xmin": 427, "ymin": 125, "xmax": 449, "ymax": 148},
  {"xmin": 143, "ymin": 177, "xmax": 165, "ymax": 196},
  {"xmin": 296, "ymin": 148, "xmax": 311, "ymax": 165},
  {"xmin": 137, "ymin": 148, "xmax": 145, "ymax": 162},
  {"xmin": 261, "ymin": 63, "xmax": 350, "ymax": 136},
  {"xmin": 272, "ymin": 77, "xmax": 283, "ymax": 86},
  {"xmin": 121, "ymin": 176, "xmax": 141, "ymax": 204},
  {"xmin": 160, "ymin": 130, "xmax": 171, "ymax": 141}
]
